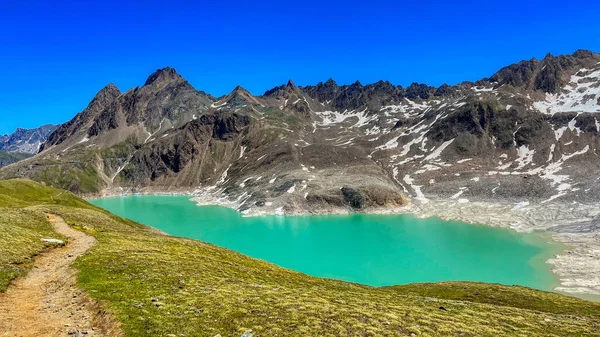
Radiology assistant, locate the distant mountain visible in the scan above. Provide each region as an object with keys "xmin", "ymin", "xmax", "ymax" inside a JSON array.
[
  {"xmin": 2, "ymin": 50, "xmax": 600, "ymax": 215},
  {"xmin": 0, "ymin": 151, "xmax": 32, "ymax": 168},
  {"xmin": 0, "ymin": 124, "xmax": 58, "ymax": 154}
]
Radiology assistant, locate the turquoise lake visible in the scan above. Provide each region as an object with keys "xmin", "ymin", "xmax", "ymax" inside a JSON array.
[{"xmin": 90, "ymin": 195, "xmax": 561, "ymax": 290}]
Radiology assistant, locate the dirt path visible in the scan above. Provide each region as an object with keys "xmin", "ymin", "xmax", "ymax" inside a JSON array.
[{"xmin": 0, "ymin": 214, "xmax": 122, "ymax": 337}]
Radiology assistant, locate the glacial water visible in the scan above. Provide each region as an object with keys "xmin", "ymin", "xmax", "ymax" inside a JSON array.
[{"xmin": 90, "ymin": 195, "xmax": 561, "ymax": 290}]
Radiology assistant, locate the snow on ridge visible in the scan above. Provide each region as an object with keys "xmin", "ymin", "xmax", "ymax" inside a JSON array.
[{"xmin": 534, "ymin": 67, "xmax": 600, "ymax": 115}]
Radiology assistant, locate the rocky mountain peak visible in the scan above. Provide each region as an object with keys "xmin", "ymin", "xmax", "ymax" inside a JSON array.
[
  {"xmin": 573, "ymin": 49, "xmax": 595, "ymax": 59},
  {"xmin": 95, "ymin": 83, "xmax": 121, "ymax": 100},
  {"xmin": 232, "ymin": 85, "xmax": 252, "ymax": 96},
  {"xmin": 217, "ymin": 85, "xmax": 260, "ymax": 107},
  {"xmin": 371, "ymin": 80, "xmax": 395, "ymax": 90},
  {"xmin": 350, "ymin": 80, "xmax": 363, "ymax": 87},
  {"xmin": 286, "ymin": 79, "xmax": 298, "ymax": 89},
  {"xmin": 434, "ymin": 83, "xmax": 456, "ymax": 97},
  {"xmin": 324, "ymin": 78, "xmax": 337, "ymax": 86},
  {"xmin": 263, "ymin": 80, "xmax": 304, "ymax": 98},
  {"xmin": 144, "ymin": 67, "xmax": 183, "ymax": 86},
  {"xmin": 405, "ymin": 82, "xmax": 433, "ymax": 100},
  {"xmin": 100, "ymin": 83, "xmax": 120, "ymax": 94},
  {"xmin": 86, "ymin": 83, "xmax": 121, "ymax": 113}
]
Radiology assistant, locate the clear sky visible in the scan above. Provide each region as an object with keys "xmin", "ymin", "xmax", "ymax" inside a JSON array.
[{"xmin": 1, "ymin": 0, "xmax": 599, "ymax": 135}]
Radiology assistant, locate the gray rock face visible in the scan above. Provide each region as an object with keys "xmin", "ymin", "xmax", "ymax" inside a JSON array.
[
  {"xmin": 341, "ymin": 187, "xmax": 364, "ymax": 209},
  {"xmin": 0, "ymin": 124, "xmax": 58, "ymax": 154},
  {"xmin": 119, "ymin": 112, "xmax": 251, "ymax": 185}
]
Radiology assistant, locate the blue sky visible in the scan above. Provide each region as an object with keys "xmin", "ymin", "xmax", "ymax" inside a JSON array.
[{"xmin": 1, "ymin": 0, "xmax": 599, "ymax": 135}]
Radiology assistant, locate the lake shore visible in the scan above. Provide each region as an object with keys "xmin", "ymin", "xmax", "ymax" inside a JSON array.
[{"xmin": 89, "ymin": 187, "xmax": 600, "ymax": 300}]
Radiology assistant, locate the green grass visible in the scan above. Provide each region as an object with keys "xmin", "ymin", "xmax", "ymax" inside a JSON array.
[
  {"xmin": 0, "ymin": 151, "xmax": 32, "ymax": 168},
  {"xmin": 0, "ymin": 208, "xmax": 64, "ymax": 291},
  {"xmin": 0, "ymin": 178, "xmax": 95, "ymax": 209},
  {"xmin": 0, "ymin": 151, "xmax": 106, "ymax": 194},
  {"xmin": 1, "ymin": 179, "xmax": 599, "ymax": 336},
  {"xmin": 390, "ymin": 282, "xmax": 600, "ymax": 317}
]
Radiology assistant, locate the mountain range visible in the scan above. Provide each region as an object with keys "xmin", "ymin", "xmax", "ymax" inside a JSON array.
[
  {"xmin": 0, "ymin": 124, "xmax": 57, "ymax": 154},
  {"xmin": 2, "ymin": 50, "xmax": 599, "ymax": 216},
  {"xmin": 0, "ymin": 124, "xmax": 57, "ymax": 168}
]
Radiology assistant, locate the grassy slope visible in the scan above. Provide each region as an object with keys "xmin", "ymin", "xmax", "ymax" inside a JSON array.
[
  {"xmin": 0, "ymin": 179, "xmax": 77, "ymax": 291},
  {"xmin": 0, "ymin": 151, "xmax": 31, "ymax": 168},
  {"xmin": 1, "ymin": 179, "xmax": 599, "ymax": 336},
  {"xmin": 0, "ymin": 151, "xmax": 106, "ymax": 193}
]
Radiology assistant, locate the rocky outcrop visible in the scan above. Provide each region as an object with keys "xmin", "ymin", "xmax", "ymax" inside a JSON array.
[{"xmin": 119, "ymin": 112, "xmax": 251, "ymax": 185}]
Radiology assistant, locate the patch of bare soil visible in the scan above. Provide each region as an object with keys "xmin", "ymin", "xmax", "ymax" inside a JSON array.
[{"xmin": 0, "ymin": 214, "xmax": 122, "ymax": 337}]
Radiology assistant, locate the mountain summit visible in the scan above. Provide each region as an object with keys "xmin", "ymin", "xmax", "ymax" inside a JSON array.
[
  {"xmin": 144, "ymin": 67, "xmax": 183, "ymax": 86},
  {"xmin": 2, "ymin": 50, "xmax": 600, "ymax": 227}
]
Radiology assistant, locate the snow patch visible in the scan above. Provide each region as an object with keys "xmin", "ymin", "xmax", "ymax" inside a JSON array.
[
  {"xmin": 515, "ymin": 145, "xmax": 535, "ymax": 169},
  {"xmin": 424, "ymin": 138, "xmax": 455, "ymax": 161},
  {"xmin": 450, "ymin": 188, "xmax": 467, "ymax": 200},
  {"xmin": 216, "ymin": 165, "xmax": 232, "ymax": 186},
  {"xmin": 534, "ymin": 67, "xmax": 600, "ymax": 114},
  {"xmin": 512, "ymin": 201, "xmax": 530, "ymax": 211},
  {"xmin": 287, "ymin": 184, "xmax": 296, "ymax": 194},
  {"xmin": 403, "ymin": 174, "xmax": 429, "ymax": 204}
]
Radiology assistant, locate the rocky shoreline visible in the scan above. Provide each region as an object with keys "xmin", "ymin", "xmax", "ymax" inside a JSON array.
[{"xmin": 89, "ymin": 187, "xmax": 600, "ymax": 301}]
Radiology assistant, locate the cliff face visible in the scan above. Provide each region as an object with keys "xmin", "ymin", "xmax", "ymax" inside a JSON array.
[
  {"xmin": 2, "ymin": 50, "xmax": 600, "ymax": 213},
  {"xmin": 118, "ymin": 112, "xmax": 252, "ymax": 186}
]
